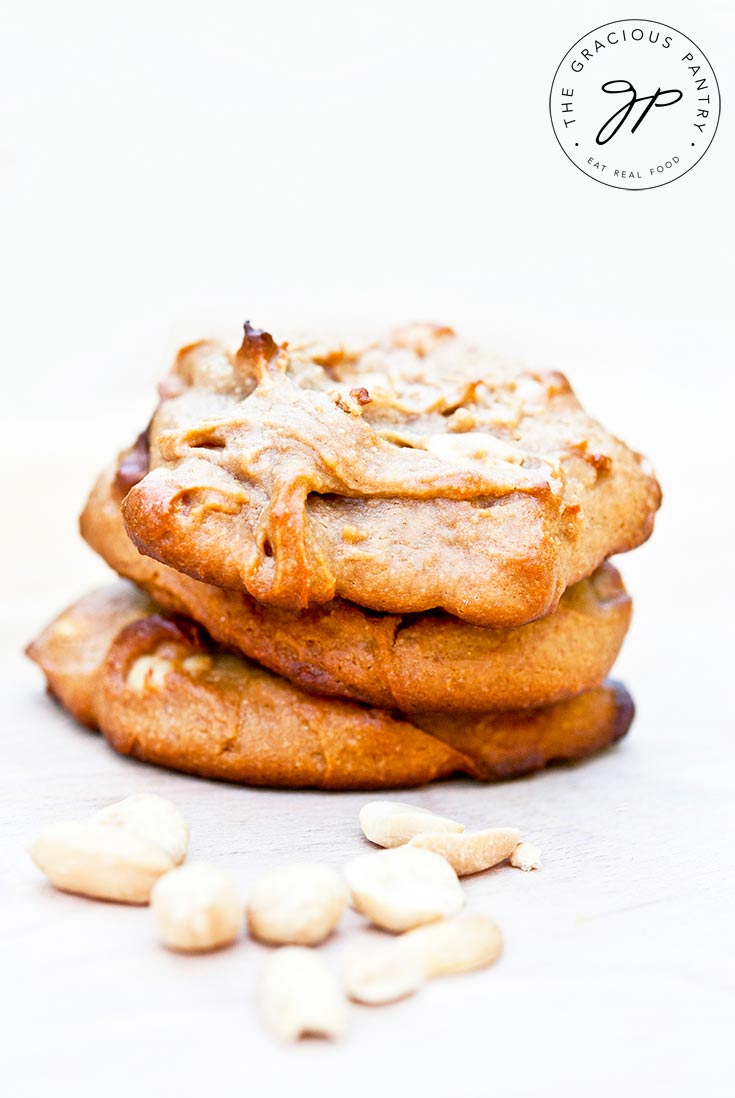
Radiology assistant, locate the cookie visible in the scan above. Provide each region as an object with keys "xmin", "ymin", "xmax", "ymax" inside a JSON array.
[
  {"xmin": 27, "ymin": 585, "xmax": 634, "ymax": 790},
  {"xmin": 120, "ymin": 324, "xmax": 660, "ymax": 627},
  {"xmin": 82, "ymin": 459, "xmax": 632, "ymax": 711},
  {"xmin": 24, "ymin": 583, "xmax": 155, "ymax": 727}
]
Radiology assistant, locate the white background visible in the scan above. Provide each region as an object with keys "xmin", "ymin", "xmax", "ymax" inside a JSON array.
[{"xmin": 1, "ymin": 2, "xmax": 733, "ymax": 1095}]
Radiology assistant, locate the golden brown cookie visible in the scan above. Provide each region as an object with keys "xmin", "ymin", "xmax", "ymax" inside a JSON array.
[
  {"xmin": 27, "ymin": 585, "xmax": 634, "ymax": 790},
  {"xmin": 25, "ymin": 584, "xmax": 155, "ymax": 727},
  {"xmin": 82, "ymin": 459, "xmax": 632, "ymax": 711},
  {"xmin": 121, "ymin": 324, "xmax": 660, "ymax": 627}
]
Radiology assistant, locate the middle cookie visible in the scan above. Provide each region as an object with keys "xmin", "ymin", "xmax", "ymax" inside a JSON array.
[{"xmin": 81, "ymin": 455, "xmax": 632, "ymax": 713}]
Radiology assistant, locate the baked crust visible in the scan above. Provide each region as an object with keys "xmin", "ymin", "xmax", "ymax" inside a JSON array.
[
  {"xmin": 25, "ymin": 584, "xmax": 155, "ymax": 727},
  {"xmin": 120, "ymin": 324, "xmax": 660, "ymax": 627},
  {"xmin": 82, "ymin": 460, "xmax": 632, "ymax": 711},
  {"xmin": 27, "ymin": 585, "xmax": 634, "ymax": 790}
]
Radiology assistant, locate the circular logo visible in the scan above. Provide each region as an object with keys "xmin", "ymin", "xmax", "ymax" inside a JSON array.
[{"xmin": 549, "ymin": 19, "xmax": 720, "ymax": 190}]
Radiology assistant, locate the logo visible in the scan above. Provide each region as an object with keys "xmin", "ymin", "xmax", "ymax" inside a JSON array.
[{"xmin": 549, "ymin": 19, "xmax": 720, "ymax": 189}]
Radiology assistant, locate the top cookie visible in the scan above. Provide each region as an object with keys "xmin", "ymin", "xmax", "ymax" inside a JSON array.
[{"xmin": 121, "ymin": 323, "xmax": 661, "ymax": 627}]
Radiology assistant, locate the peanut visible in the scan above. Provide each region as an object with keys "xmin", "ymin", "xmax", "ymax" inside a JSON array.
[
  {"xmin": 94, "ymin": 794, "xmax": 188, "ymax": 866},
  {"xmin": 344, "ymin": 846, "xmax": 464, "ymax": 932},
  {"xmin": 344, "ymin": 914, "xmax": 502, "ymax": 1004},
  {"xmin": 359, "ymin": 801, "xmax": 464, "ymax": 848},
  {"xmin": 28, "ymin": 820, "xmax": 173, "ymax": 903},
  {"xmin": 510, "ymin": 841, "xmax": 542, "ymax": 871},
  {"xmin": 409, "ymin": 827, "xmax": 520, "ymax": 876},
  {"xmin": 400, "ymin": 913, "xmax": 503, "ymax": 978},
  {"xmin": 151, "ymin": 863, "xmax": 242, "ymax": 952},
  {"xmin": 125, "ymin": 654, "xmax": 172, "ymax": 693},
  {"xmin": 259, "ymin": 947, "xmax": 349, "ymax": 1042},
  {"xmin": 343, "ymin": 940, "xmax": 425, "ymax": 1004},
  {"xmin": 247, "ymin": 864, "xmax": 348, "ymax": 946}
]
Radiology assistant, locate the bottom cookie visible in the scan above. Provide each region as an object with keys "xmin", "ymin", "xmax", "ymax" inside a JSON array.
[{"xmin": 27, "ymin": 584, "xmax": 634, "ymax": 790}]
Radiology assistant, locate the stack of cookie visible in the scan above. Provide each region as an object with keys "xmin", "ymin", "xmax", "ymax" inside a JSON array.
[{"xmin": 29, "ymin": 324, "xmax": 661, "ymax": 789}]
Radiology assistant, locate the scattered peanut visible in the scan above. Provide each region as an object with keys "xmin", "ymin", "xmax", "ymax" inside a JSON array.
[
  {"xmin": 359, "ymin": 801, "xmax": 464, "ymax": 848},
  {"xmin": 29, "ymin": 790, "xmax": 529, "ymax": 1038},
  {"xmin": 342, "ymin": 940, "xmax": 426, "ymax": 1004},
  {"xmin": 409, "ymin": 827, "xmax": 520, "ymax": 876},
  {"xmin": 151, "ymin": 863, "xmax": 242, "ymax": 952},
  {"xmin": 28, "ymin": 820, "xmax": 173, "ymax": 903},
  {"xmin": 510, "ymin": 841, "xmax": 542, "ymax": 872},
  {"xmin": 259, "ymin": 947, "xmax": 349, "ymax": 1042},
  {"xmin": 344, "ymin": 846, "xmax": 464, "ymax": 932},
  {"xmin": 28, "ymin": 794, "xmax": 189, "ymax": 903},
  {"xmin": 399, "ymin": 913, "xmax": 503, "ymax": 978},
  {"xmin": 247, "ymin": 863, "xmax": 348, "ymax": 946},
  {"xmin": 94, "ymin": 794, "xmax": 189, "ymax": 866},
  {"xmin": 344, "ymin": 913, "xmax": 502, "ymax": 1004}
]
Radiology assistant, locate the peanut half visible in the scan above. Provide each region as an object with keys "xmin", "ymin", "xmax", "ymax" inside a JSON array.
[
  {"xmin": 400, "ymin": 913, "xmax": 503, "ymax": 978},
  {"xmin": 151, "ymin": 863, "xmax": 243, "ymax": 952},
  {"xmin": 259, "ymin": 947, "xmax": 349, "ymax": 1042},
  {"xmin": 247, "ymin": 863, "xmax": 348, "ymax": 946},
  {"xmin": 28, "ymin": 820, "xmax": 174, "ymax": 904},
  {"xmin": 342, "ymin": 940, "xmax": 426, "ymax": 1004},
  {"xmin": 359, "ymin": 801, "xmax": 464, "ymax": 848},
  {"xmin": 344, "ymin": 846, "xmax": 464, "ymax": 932},
  {"xmin": 409, "ymin": 828, "xmax": 520, "ymax": 876},
  {"xmin": 510, "ymin": 841, "xmax": 542, "ymax": 872},
  {"xmin": 344, "ymin": 914, "xmax": 503, "ymax": 1005},
  {"xmin": 94, "ymin": 794, "xmax": 189, "ymax": 866},
  {"xmin": 29, "ymin": 793, "xmax": 188, "ymax": 903}
]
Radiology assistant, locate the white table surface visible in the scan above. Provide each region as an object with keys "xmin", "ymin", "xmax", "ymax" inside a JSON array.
[{"xmin": 2, "ymin": 2, "xmax": 733, "ymax": 1093}]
